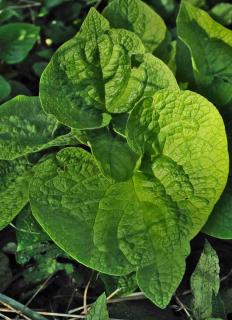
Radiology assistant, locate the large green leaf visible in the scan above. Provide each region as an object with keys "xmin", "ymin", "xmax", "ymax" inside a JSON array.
[
  {"xmin": 124, "ymin": 89, "xmax": 228, "ymax": 305},
  {"xmin": 87, "ymin": 129, "xmax": 139, "ymax": 181},
  {"xmin": 0, "ymin": 95, "xmax": 77, "ymax": 160},
  {"xmin": 0, "ymin": 23, "xmax": 40, "ymax": 64},
  {"xmin": 94, "ymin": 173, "xmax": 190, "ymax": 307},
  {"xmin": 191, "ymin": 241, "xmax": 220, "ymax": 320},
  {"xmin": 40, "ymin": 8, "xmax": 178, "ymax": 129},
  {"xmin": 177, "ymin": 2, "xmax": 232, "ymax": 108},
  {"xmin": 0, "ymin": 157, "xmax": 32, "ymax": 230},
  {"xmin": 103, "ymin": 0, "xmax": 168, "ymax": 53},
  {"xmin": 30, "ymin": 147, "xmax": 133, "ymax": 275}
]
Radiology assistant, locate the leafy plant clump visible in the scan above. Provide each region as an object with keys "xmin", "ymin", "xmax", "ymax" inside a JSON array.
[{"xmin": 0, "ymin": 0, "xmax": 232, "ymax": 311}]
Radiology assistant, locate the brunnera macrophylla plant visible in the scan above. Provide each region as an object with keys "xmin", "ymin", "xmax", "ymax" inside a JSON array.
[{"xmin": 0, "ymin": 0, "xmax": 231, "ymax": 309}]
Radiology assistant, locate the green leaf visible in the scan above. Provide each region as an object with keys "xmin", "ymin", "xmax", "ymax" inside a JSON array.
[
  {"xmin": 87, "ymin": 129, "xmax": 139, "ymax": 181},
  {"xmin": 101, "ymin": 272, "xmax": 137, "ymax": 296},
  {"xmin": 0, "ymin": 75, "xmax": 11, "ymax": 102},
  {"xmin": 32, "ymin": 62, "xmax": 48, "ymax": 77},
  {"xmin": 29, "ymin": 147, "xmax": 133, "ymax": 275},
  {"xmin": 103, "ymin": 0, "xmax": 168, "ymax": 53},
  {"xmin": 30, "ymin": 90, "xmax": 229, "ymax": 309},
  {"xmin": 203, "ymin": 176, "xmax": 232, "ymax": 239},
  {"xmin": 16, "ymin": 205, "xmax": 73, "ymax": 281},
  {"xmin": 94, "ymin": 173, "xmax": 190, "ymax": 308},
  {"xmin": 16, "ymin": 205, "xmax": 51, "ymax": 264},
  {"xmin": 40, "ymin": 8, "xmax": 177, "ymax": 128},
  {"xmin": 87, "ymin": 293, "xmax": 109, "ymax": 320},
  {"xmin": 44, "ymin": 0, "xmax": 70, "ymax": 9},
  {"xmin": 176, "ymin": 39, "xmax": 194, "ymax": 84},
  {"xmin": 124, "ymin": 89, "xmax": 228, "ymax": 306},
  {"xmin": 112, "ymin": 113, "xmax": 128, "ymax": 137},
  {"xmin": 210, "ymin": 3, "xmax": 232, "ymax": 26},
  {"xmin": 191, "ymin": 241, "xmax": 220, "ymax": 320},
  {"xmin": 0, "ymin": 23, "xmax": 40, "ymax": 64},
  {"xmin": 203, "ymin": 122, "xmax": 232, "ymax": 239},
  {"xmin": 0, "ymin": 95, "xmax": 78, "ymax": 160},
  {"xmin": 126, "ymin": 90, "xmax": 228, "ymax": 236},
  {"xmin": 0, "ymin": 157, "xmax": 32, "ymax": 230},
  {"xmin": 177, "ymin": 2, "xmax": 232, "ymax": 108},
  {"xmin": 9, "ymin": 81, "xmax": 32, "ymax": 98},
  {"xmin": 146, "ymin": 0, "xmax": 176, "ymax": 19}
]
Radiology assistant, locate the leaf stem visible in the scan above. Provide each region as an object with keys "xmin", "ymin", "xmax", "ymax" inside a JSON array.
[{"xmin": 0, "ymin": 293, "xmax": 48, "ymax": 320}]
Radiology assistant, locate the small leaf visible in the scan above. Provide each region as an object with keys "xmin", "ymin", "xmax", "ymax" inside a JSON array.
[
  {"xmin": 103, "ymin": 0, "xmax": 168, "ymax": 53},
  {"xmin": 86, "ymin": 293, "xmax": 109, "ymax": 320},
  {"xmin": 0, "ymin": 95, "xmax": 78, "ymax": 160},
  {"xmin": 9, "ymin": 81, "xmax": 32, "ymax": 98},
  {"xmin": 87, "ymin": 129, "xmax": 139, "ymax": 181},
  {"xmin": 0, "ymin": 75, "xmax": 11, "ymax": 102},
  {"xmin": 101, "ymin": 272, "xmax": 137, "ymax": 296},
  {"xmin": 32, "ymin": 62, "xmax": 48, "ymax": 77},
  {"xmin": 191, "ymin": 241, "xmax": 220, "ymax": 320},
  {"xmin": 0, "ymin": 23, "xmax": 40, "ymax": 64},
  {"xmin": 210, "ymin": 3, "xmax": 232, "ymax": 26},
  {"xmin": 112, "ymin": 113, "xmax": 128, "ymax": 137}
]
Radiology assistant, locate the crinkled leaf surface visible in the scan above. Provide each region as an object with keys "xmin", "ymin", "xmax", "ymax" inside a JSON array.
[
  {"xmin": 0, "ymin": 75, "xmax": 11, "ymax": 101},
  {"xmin": 86, "ymin": 293, "xmax": 109, "ymax": 320},
  {"xmin": 40, "ymin": 8, "xmax": 178, "ymax": 128},
  {"xmin": 124, "ymin": 90, "xmax": 228, "ymax": 306},
  {"xmin": 0, "ymin": 23, "xmax": 40, "ymax": 64},
  {"xmin": 103, "ymin": 0, "xmax": 167, "ymax": 53},
  {"xmin": 30, "ymin": 90, "xmax": 228, "ymax": 309},
  {"xmin": 0, "ymin": 157, "xmax": 32, "ymax": 230},
  {"xmin": 0, "ymin": 95, "xmax": 77, "ymax": 160},
  {"xmin": 94, "ymin": 172, "xmax": 190, "ymax": 308},
  {"xmin": 126, "ymin": 90, "xmax": 228, "ymax": 237},
  {"xmin": 191, "ymin": 241, "xmax": 220, "ymax": 320},
  {"xmin": 30, "ymin": 147, "xmax": 133, "ymax": 275},
  {"xmin": 87, "ymin": 129, "xmax": 139, "ymax": 181},
  {"xmin": 177, "ymin": 2, "xmax": 232, "ymax": 107}
]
